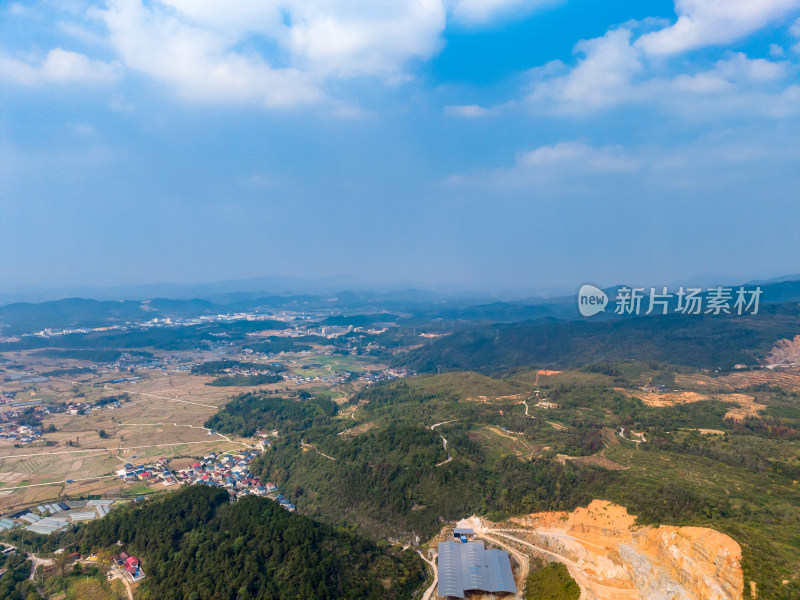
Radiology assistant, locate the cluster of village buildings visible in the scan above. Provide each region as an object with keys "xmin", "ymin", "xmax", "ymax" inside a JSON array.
[
  {"xmin": 115, "ymin": 447, "xmax": 296, "ymax": 510},
  {"xmin": 0, "ymin": 403, "xmax": 58, "ymax": 444},
  {"xmin": 281, "ymin": 364, "xmax": 413, "ymax": 387},
  {"xmin": 0, "ymin": 448, "xmax": 296, "ymax": 582},
  {"xmin": 0, "ymin": 420, "xmax": 42, "ymax": 444},
  {"xmin": 10, "ymin": 309, "xmax": 316, "ymax": 341},
  {"xmin": 0, "ymin": 395, "xmax": 135, "ymax": 445}
]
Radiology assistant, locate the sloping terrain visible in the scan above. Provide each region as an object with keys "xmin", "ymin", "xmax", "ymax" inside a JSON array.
[
  {"xmin": 475, "ymin": 500, "xmax": 743, "ymax": 600},
  {"xmin": 397, "ymin": 305, "xmax": 800, "ymax": 373}
]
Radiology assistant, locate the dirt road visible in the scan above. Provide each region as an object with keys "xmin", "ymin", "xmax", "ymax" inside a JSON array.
[{"xmin": 417, "ymin": 549, "xmax": 438, "ymax": 600}]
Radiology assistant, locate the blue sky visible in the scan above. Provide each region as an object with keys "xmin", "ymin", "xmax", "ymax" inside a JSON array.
[{"xmin": 1, "ymin": 0, "xmax": 799, "ymax": 295}]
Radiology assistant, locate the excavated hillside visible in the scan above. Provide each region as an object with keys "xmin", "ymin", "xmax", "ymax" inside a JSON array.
[{"xmin": 468, "ymin": 500, "xmax": 743, "ymax": 600}]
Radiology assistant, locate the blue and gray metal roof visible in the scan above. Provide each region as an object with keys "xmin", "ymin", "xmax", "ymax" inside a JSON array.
[{"xmin": 437, "ymin": 541, "xmax": 516, "ymax": 598}]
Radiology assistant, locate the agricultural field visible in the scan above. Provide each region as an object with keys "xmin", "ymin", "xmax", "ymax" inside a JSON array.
[
  {"xmin": 0, "ymin": 337, "xmax": 396, "ymax": 514},
  {"xmin": 288, "ymin": 354, "xmax": 384, "ymax": 377},
  {"xmin": 0, "ymin": 361, "xmax": 255, "ymax": 511}
]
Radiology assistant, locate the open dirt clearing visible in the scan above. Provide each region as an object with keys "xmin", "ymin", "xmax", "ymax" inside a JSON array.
[
  {"xmin": 443, "ymin": 501, "xmax": 742, "ymax": 600},
  {"xmin": 615, "ymin": 388, "xmax": 766, "ymax": 421},
  {"xmin": 675, "ymin": 369, "xmax": 800, "ymax": 393}
]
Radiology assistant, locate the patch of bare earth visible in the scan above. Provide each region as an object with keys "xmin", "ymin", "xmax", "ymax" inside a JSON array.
[
  {"xmin": 615, "ymin": 388, "xmax": 765, "ymax": 422},
  {"xmin": 565, "ymin": 453, "xmax": 628, "ymax": 471},
  {"xmin": 477, "ymin": 500, "xmax": 745, "ymax": 600},
  {"xmin": 764, "ymin": 335, "xmax": 800, "ymax": 368},
  {"xmin": 675, "ymin": 369, "xmax": 800, "ymax": 394},
  {"xmin": 337, "ymin": 422, "xmax": 374, "ymax": 438},
  {"xmin": 466, "ymin": 394, "xmax": 525, "ymax": 403}
]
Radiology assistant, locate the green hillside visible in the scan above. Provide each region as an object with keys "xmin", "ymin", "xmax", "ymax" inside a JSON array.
[
  {"xmin": 397, "ymin": 303, "xmax": 800, "ymax": 373},
  {"xmin": 236, "ymin": 369, "xmax": 800, "ymax": 599},
  {"xmin": 10, "ymin": 486, "xmax": 426, "ymax": 600}
]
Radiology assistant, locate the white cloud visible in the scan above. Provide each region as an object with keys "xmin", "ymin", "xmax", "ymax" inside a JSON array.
[
  {"xmin": 525, "ymin": 27, "xmax": 645, "ymax": 113},
  {"xmin": 287, "ymin": 1, "xmax": 446, "ymax": 77},
  {"xmin": 448, "ymin": 0, "xmax": 559, "ymax": 25},
  {"xmin": 655, "ymin": 53, "xmax": 799, "ymax": 117},
  {"xmin": 518, "ymin": 142, "xmax": 640, "ymax": 172},
  {"xmin": 42, "ymin": 48, "xmax": 118, "ymax": 82},
  {"xmin": 670, "ymin": 53, "xmax": 789, "ymax": 94},
  {"xmin": 445, "ymin": 104, "xmax": 491, "ymax": 117},
  {"xmin": 487, "ymin": 1, "xmax": 800, "ymax": 118},
  {"xmin": 792, "ymin": 17, "xmax": 800, "ymax": 52},
  {"xmin": 636, "ymin": 0, "xmax": 800, "ymax": 55},
  {"xmin": 520, "ymin": 22, "xmax": 798, "ymax": 118},
  {"xmin": 112, "ymin": 0, "xmax": 447, "ymax": 79},
  {"xmin": 713, "ymin": 52, "xmax": 788, "ymax": 81},
  {"xmin": 444, "ymin": 129, "xmax": 800, "ymax": 194},
  {"xmin": 159, "ymin": 0, "xmax": 446, "ymax": 77},
  {"xmin": 157, "ymin": 0, "xmax": 285, "ymax": 40},
  {"xmin": 0, "ymin": 48, "xmax": 118, "ymax": 86},
  {"xmin": 87, "ymin": 0, "xmax": 450, "ymax": 107},
  {"xmin": 440, "ymin": 141, "xmax": 643, "ymax": 191},
  {"xmin": 3, "ymin": 0, "xmax": 799, "ymax": 114},
  {"xmin": 96, "ymin": 0, "xmax": 320, "ymax": 108}
]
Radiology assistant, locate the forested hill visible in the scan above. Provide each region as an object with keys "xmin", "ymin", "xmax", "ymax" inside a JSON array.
[
  {"xmin": 73, "ymin": 486, "xmax": 426, "ymax": 600},
  {"xmin": 396, "ymin": 303, "xmax": 800, "ymax": 373}
]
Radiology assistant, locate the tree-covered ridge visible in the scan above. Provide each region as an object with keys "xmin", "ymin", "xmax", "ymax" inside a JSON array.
[
  {"xmin": 204, "ymin": 392, "xmax": 338, "ymax": 437},
  {"xmin": 0, "ymin": 319, "xmax": 289, "ymax": 353},
  {"xmin": 244, "ymin": 368, "xmax": 800, "ymax": 599},
  {"xmin": 74, "ymin": 486, "xmax": 426, "ymax": 600},
  {"xmin": 249, "ymin": 380, "xmax": 616, "ymax": 539},
  {"xmin": 396, "ymin": 303, "xmax": 800, "ymax": 373},
  {"xmin": 254, "ymin": 435, "xmax": 610, "ymax": 541}
]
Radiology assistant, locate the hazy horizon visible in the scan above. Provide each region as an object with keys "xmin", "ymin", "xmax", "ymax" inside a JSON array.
[{"xmin": 2, "ymin": 267, "xmax": 799, "ymax": 306}]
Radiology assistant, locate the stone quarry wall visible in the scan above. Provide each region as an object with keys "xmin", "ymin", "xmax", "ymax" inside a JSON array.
[{"xmin": 507, "ymin": 500, "xmax": 743, "ymax": 600}]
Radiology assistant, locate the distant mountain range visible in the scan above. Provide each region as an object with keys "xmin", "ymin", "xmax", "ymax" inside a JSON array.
[
  {"xmin": 1, "ymin": 275, "xmax": 799, "ymax": 337},
  {"xmin": 0, "ymin": 274, "xmax": 512, "ymax": 306}
]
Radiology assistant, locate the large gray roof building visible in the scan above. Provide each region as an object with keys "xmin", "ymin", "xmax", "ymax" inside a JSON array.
[{"xmin": 437, "ymin": 541, "xmax": 516, "ymax": 598}]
